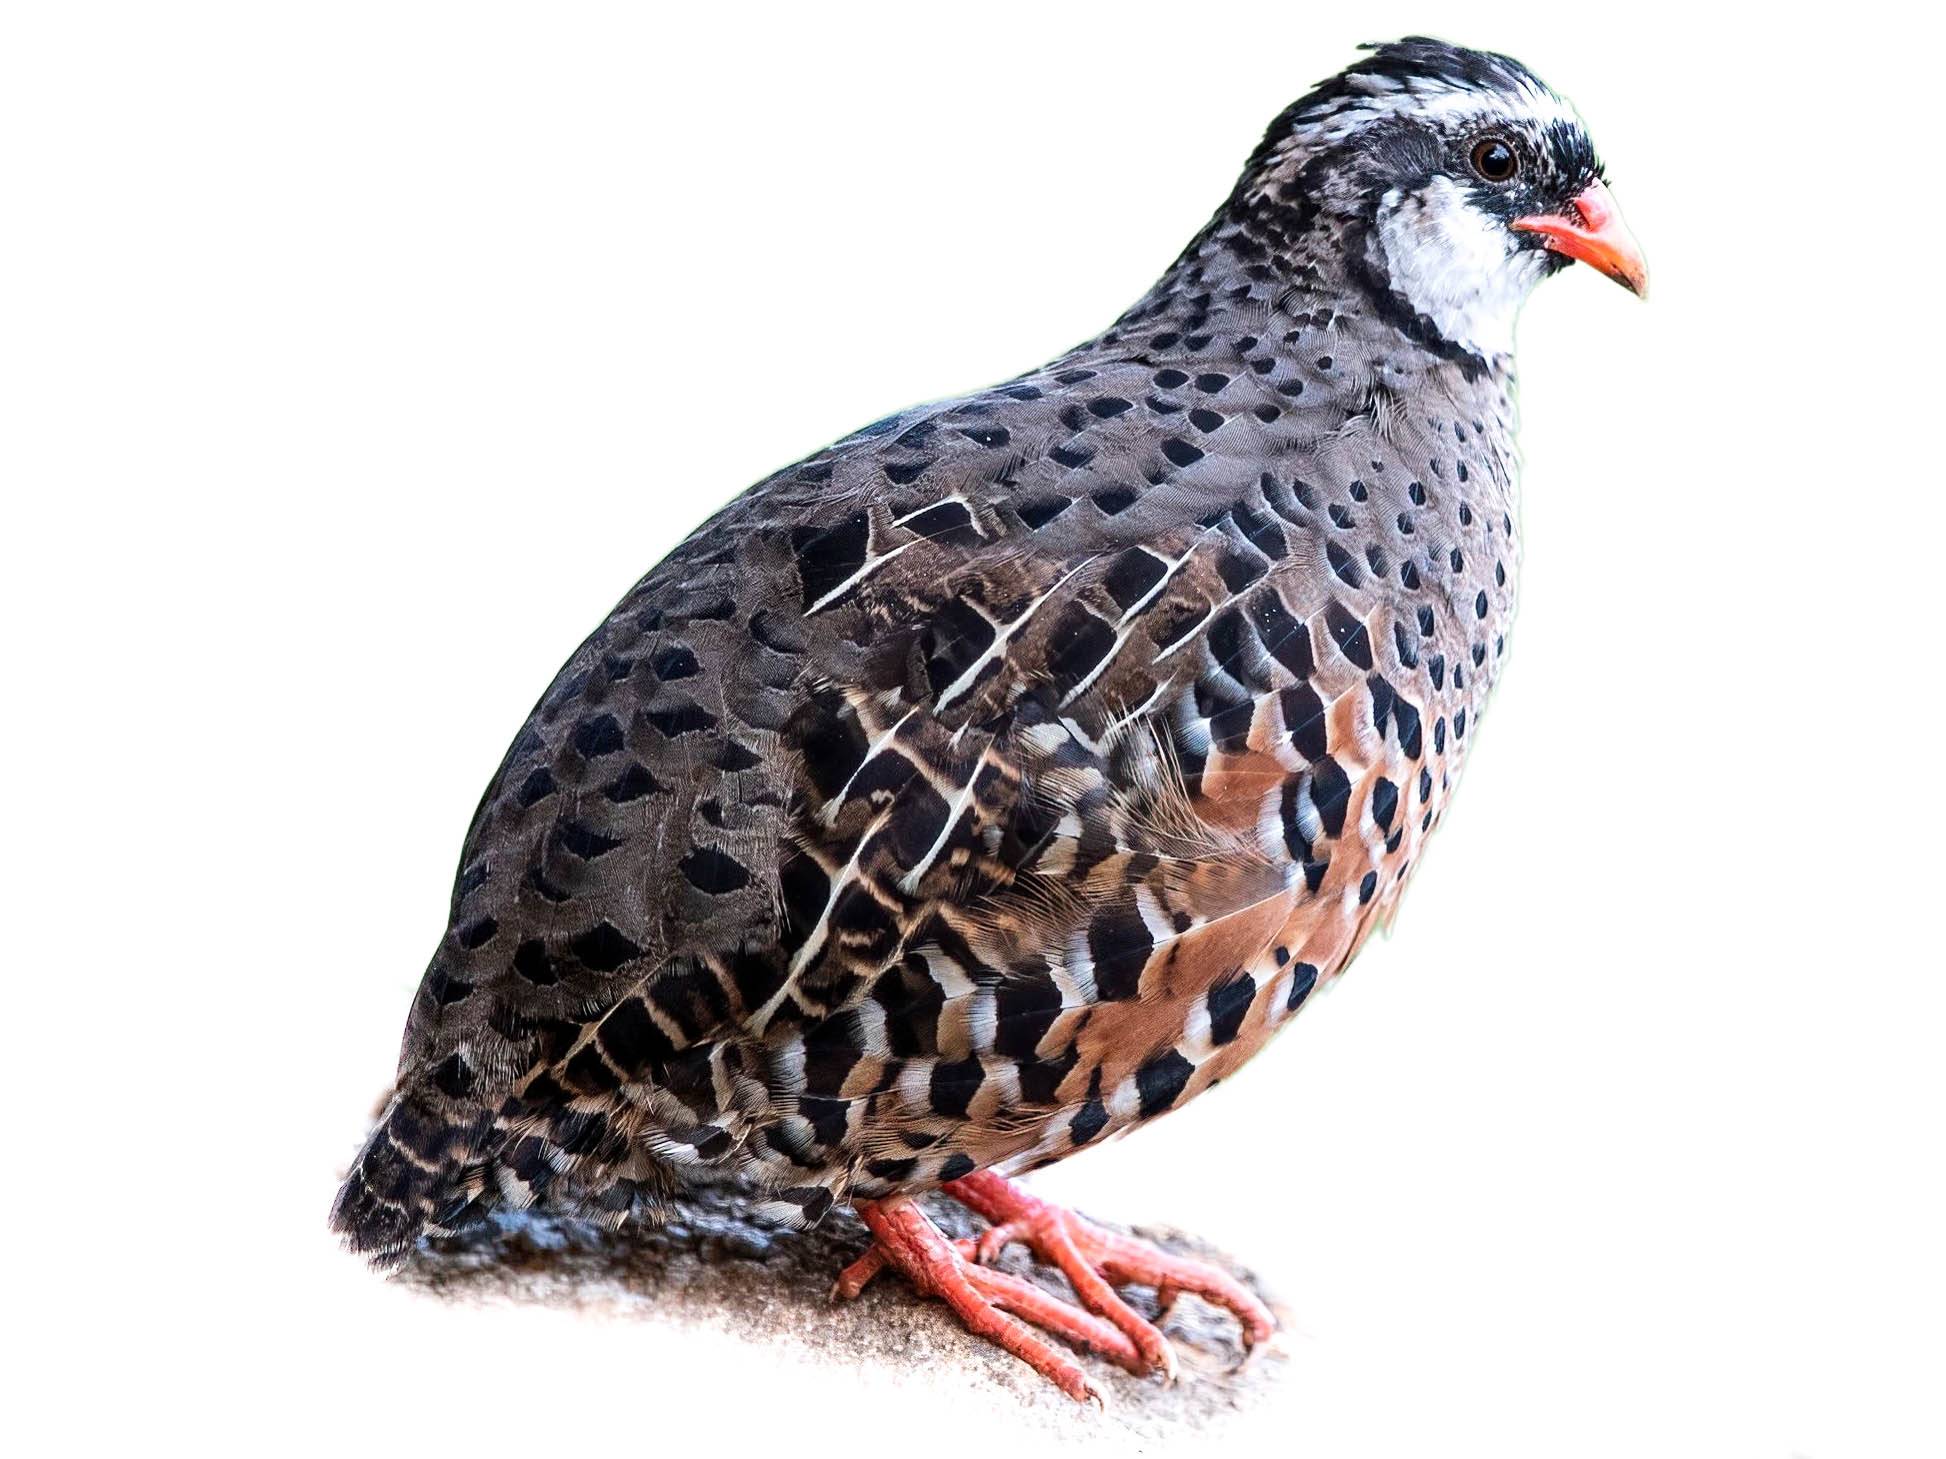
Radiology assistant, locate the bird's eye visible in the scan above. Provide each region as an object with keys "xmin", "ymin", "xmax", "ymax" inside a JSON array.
[{"xmin": 1470, "ymin": 137, "xmax": 1518, "ymax": 183}]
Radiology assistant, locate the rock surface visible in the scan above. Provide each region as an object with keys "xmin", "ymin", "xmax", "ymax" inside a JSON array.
[{"xmin": 399, "ymin": 1185, "xmax": 1289, "ymax": 1443}]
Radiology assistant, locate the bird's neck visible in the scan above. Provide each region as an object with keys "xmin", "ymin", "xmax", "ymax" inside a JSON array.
[
  {"xmin": 1095, "ymin": 217, "xmax": 1518, "ymax": 421},
  {"xmin": 1103, "ymin": 195, "xmax": 1521, "ymax": 386},
  {"xmin": 1107, "ymin": 217, "xmax": 1506, "ymax": 381}
]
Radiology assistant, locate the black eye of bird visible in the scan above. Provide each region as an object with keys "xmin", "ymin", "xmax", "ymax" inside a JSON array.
[{"xmin": 1470, "ymin": 137, "xmax": 1518, "ymax": 183}]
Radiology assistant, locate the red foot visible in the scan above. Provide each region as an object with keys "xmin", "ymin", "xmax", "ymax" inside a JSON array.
[
  {"xmin": 834, "ymin": 1173, "xmax": 1275, "ymax": 1402},
  {"xmin": 948, "ymin": 1171, "xmax": 1276, "ymax": 1376},
  {"xmin": 836, "ymin": 1194, "xmax": 1132, "ymax": 1402}
]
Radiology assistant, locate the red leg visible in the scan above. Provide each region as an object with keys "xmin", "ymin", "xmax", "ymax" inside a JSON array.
[
  {"xmin": 947, "ymin": 1170, "xmax": 1276, "ymax": 1365},
  {"xmin": 835, "ymin": 1194, "xmax": 1114, "ymax": 1403}
]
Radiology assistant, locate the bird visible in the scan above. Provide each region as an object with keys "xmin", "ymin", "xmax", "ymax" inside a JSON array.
[{"xmin": 332, "ymin": 36, "xmax": 1644, "ymax": 1401}]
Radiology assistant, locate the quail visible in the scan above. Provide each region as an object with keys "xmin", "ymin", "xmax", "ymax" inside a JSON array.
[{"xmin": 333, "ymin": 37, "xmax": 1645, "ymax": 1400}]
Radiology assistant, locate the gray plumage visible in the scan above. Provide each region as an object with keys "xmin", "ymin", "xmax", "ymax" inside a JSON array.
[{"xmin": 332, "ymin": 38, "xmax": 1640, "ymax": 1301}]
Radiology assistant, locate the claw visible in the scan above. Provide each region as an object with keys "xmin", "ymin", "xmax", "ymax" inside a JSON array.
[
  {"xmin": 1154, "ymin": 1281, "xmax": 1181, "ymax": 1324},
  {"xmin": 974, "ymin": 1218, "xmax": 1032, "ymax": 1266}
]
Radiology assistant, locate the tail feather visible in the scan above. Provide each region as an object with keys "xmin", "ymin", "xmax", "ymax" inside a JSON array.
[{"xmin": 330, "ymin": 1083, "xmax": 493, "ymax": 1263}]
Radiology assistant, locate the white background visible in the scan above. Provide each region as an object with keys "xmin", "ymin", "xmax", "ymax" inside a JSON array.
[{"xmin": 6, "ymin": 3, "xmax": 1942, "ymax": 1456}]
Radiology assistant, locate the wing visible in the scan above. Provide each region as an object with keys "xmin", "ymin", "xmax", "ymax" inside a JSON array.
[{"xmin": 340, "ymin": 346, "xmax": 1464, "ymax": 1246}]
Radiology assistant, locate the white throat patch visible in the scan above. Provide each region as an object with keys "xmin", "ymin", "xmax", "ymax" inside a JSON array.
[{"xmin": 1376, "ymin": 177, "xmax": 1545, "ymax": 360}]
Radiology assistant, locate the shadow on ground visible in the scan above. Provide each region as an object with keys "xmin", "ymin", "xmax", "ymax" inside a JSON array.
[{"xmin": 398, "ymin": 1184, "xmax": 1289, "ymax": 1438}]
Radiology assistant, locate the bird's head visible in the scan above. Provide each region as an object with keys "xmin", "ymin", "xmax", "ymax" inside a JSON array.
[{"xmin": 1229, "ymin": 38, "xmax": 1645, "ymax": 364}]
